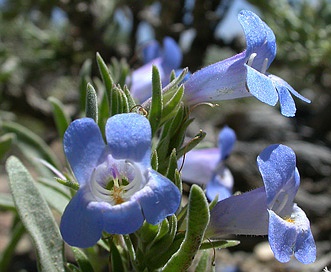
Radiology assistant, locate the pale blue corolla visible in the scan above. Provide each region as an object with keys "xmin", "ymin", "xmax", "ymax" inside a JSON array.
[
  {"xmin": 183, "ymin": 10, "xmax": 310, "ymax": 117},
  {"xmin": 60, "ymin": 113, "xmax": 181, "ymax": 248},
  {"xmin": 206, "ymin": 144, "xmax": 316, "ymax": 264},
  {"xmin": 129, "ymin": 37, "xmax": 182, "ymax": 103},
  {"xmin": 180, "ymin": 126, "xmax": 236, "ymax": 201}
]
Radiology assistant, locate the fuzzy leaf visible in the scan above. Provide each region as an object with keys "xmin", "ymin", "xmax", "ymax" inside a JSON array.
[
  {"xmin": 96, "ymin": 53, "xmax": 113, "ymax": 97},
  {"xmin": 122, "ymin": 85, "xmax": 137, "ymax": 111},
  {"xmin": 177, "ymin": 130, "xmax": 206, "ymax": 159},
  {"xmin": 86, "ymin": 83, "xmax": 98, "ymax": 123},
  {"xmin": 161, "ymin": 85, "xmax": 184, "ymax": 123},
  {"xmin": 163, "ymin": 185, "xmax": 210, "ymax": 271},
  {"xmin": 48, "ymin": 97, "xmax": 71, "ymax": 139},
  {"xmin": 199, "ymin": 240, "xmax": 240, "ymax": 250},
  {"xmin": 149, "ymin": 65, "xmax": 163, "ymax": 136},
  {"xmin": 6, "ymin": 156, "xmax": 65, "ymax": 272}
]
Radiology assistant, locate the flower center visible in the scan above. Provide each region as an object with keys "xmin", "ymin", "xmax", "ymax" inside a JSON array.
[
  {"xmin": 246, "ymin": 53, "xmax": 269, "ymax": 74},
  {"xmin": 89, "ymin": 156, "xmax": 144, "ymax": 205}
]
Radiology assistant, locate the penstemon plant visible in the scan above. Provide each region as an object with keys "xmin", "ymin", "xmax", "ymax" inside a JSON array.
[{"xmin": 3, "ymin": 10, "xmax": 316, "ymax": 272}]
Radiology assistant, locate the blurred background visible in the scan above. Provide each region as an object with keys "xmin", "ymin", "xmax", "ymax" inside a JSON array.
[{"xmin": 0, "ymin": 0, "xmax": 330, "ymax": 271}]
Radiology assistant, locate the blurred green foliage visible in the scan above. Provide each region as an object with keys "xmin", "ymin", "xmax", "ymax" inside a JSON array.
[
  {"xmin": 249, "ymin": 0, "xmax": 331, "ymax": 89},
  {"xmin": 0, "ymin": 0, "xmax": 330, "ymax": 270}
]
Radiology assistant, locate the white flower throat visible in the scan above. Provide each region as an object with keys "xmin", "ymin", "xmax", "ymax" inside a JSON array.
[{"xmin": 89, "ymin": 155, "xmax": 144, "ymax": 205}]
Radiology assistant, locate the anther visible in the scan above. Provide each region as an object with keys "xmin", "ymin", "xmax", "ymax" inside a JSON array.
[
  {"xmin": 247, "ymin": 53, "xmax": 257, "ymax": 67},
  {"xmin": 261, "ymin": 58, "xmax": 269, "ymax": 74}
]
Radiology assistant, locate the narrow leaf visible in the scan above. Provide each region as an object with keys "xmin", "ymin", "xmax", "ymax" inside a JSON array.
[
  {"xmin": 177, "ymin": 130, "xmax": 206, "ymax": 159},
  {"xmin": 6, "ymin": 156, "xmax": 65, "ymax": 272},
  {"xmin": 96, "ymin": 52, "xmax": 113, "ymax": 109},
  {"xmin": 0, "ymin": 220, "xmax": 25, "ymax": 271},
  {"xmin": 0, "ymin": 133, "xmax": 16, "ymax": 160},
  {"xmin": 123, "ymin": 85, "xmax": 137, "ymax": 111},
  {"xmin": 37, "ymin": 178, "xmax": 70, "ymax": 214},
  {"xmin": 165, "ymin": 149, "xmax": 178, "ymax": 181},
  {"xmin": 174, "ymin": 170, "xmax": 183, "ymax": 197},
  {"xmin": 96, "ymin": 53, "xmax": 113, "ymax": 92},
  {"xmin": 161, "ymin": 85, "xmax": 184, "ymax": 124},
  {"xmin": 2, "ymin": 121, "xmax": 61, "ymax": 168},
  {"xmin": 199, "ymin": 240, "xmax": 240, "ymax": 250},
  {"xmin": 86, "ymin": 83, "xmax": 99, "ymax": 123},
  {"xmin": 72, "ymin": 247, "xmax": 94, "ymax": 272},
  {"xmin": 151, "ymin": 150, "xmax": 158, "ymax": 171},
  {"xmin": 149, "ymin": 65, "xmax": 163, "ymax": 136},
  {"xmin": 110, "ymin": 85, "xmax": 122, "ymax": 116},
  {"xmin": 110, "ymin": 239, "xmax": 125, "ymax": 272},
  {"xmin": 0, "ymin": 193, "xmax": 15, "ymax": 210},
  {"xmin": 194, "ymin": 250, "xmax": 215, "ymax": 272},
  {"xmin": 48, "ymin": 97, "xmax": 70, "ymax": 139},
  {"xmin": 163, "ymin": 185, "xmax": 210, "ymax": 271}
]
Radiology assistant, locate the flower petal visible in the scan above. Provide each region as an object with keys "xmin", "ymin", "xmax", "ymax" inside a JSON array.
[
  {"xmin": 207, "ymin": 187, "xmax": 268, "ymax": 237},
  {"xmin": 292, "ymin": 205, "xmax": 316, "ymax": 264},
  {"xmin": 60, "ymin": 189, "xmax": 104, "ymax": 248},
  {"xmin": 143, "ymin": 40, "xmax": 161, "ymax": 63},
  {"xmin": 275, "ymin": 81, "xmax": 297, "ymax": 117},
  {"xmin": 257, "ymin": 144, "xmax": 299, "ymax": 211},
  {"xmin": 268, "ymin": 205, "xmax": 315, "ymax": 264},
  {"xmin": 246, "ymin": 65, "xmax": 278, "ymax": 106},
  {"xmin": 269, "ymin": 74, "xmax": 311, "ymax": 117},
  {"xmin": 269, "ymin": 74, "xmax": 311, "ymax": 103},
  {"xmin": 218, "ymin": 126, "xmax": 236, "ymax": 160},
  {"xmin": 183, "ymin": 52, "xmax": 251, "ymax": 105},
  {"xmin": 101, "ymin": 200, "xmax": 145, "ymax": 234},
  {"xmin": 106, "ymin": 113, "xmax": 151, "ymax": 166},
  {"xmin": 161, "ymin": 37, "xmax": 182, "ymax": 73},
  {"xmin": 238, "ymin": 10, "xmax": 276, "ymax": 69},
  {"xmin": 268, "ymin": 209, "xmax": 297, "ymax": 263},
  {"xmin": 206, "ymin": 166, "xmax": 233, "ymax": 201},
  {"xmin": 129, "ymin": 58, "xmax": 164, "ymax": 103},
  {"xmin": 134, "ymin": 169, "xmax": 181, "ymax": 225},
  {"xmin": 179, "ymin": 148, "xmax": 220, "ymax": 185},
  {"xmin": 64, "ymin": 118, "xmax": 105, "ymax": 185}
]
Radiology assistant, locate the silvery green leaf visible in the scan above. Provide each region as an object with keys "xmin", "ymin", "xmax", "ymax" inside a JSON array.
[{"xmin": 6, "ymin": 156, "xmax": 65, "ymax": 272}]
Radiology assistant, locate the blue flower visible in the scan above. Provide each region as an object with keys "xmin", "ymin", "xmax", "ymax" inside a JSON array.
[
  {"xmin": 129, "ymin": 37, "xmax": 182, "ymax": 103},
  {"xmin": 183, "ymin": 10, "xmax": 310, "ymax": 117},
  {"xmin": 60, "ymin": 113, "xmax": 181, "ymax": 248},
  {"xmin": 206, "ymin": 144, "xmax": 316, "ymax": 264},
  {"xmin": 180, "ymin": 126, "xmax": 236, "ymax": 201}
]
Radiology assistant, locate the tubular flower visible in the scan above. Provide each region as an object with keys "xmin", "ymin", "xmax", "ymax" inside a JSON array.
[
  {"xmin": 180, "ymin": 126, "xmax": 236, "ymax": 201},
  {"xmin": 207, "ymin": 144, "xmax": 316, "ymax": 264},
  {"xmin": 129, "ymin": 37, "xmax": 182, "ymax": 103},
  {"xmin": 183, "ymin": 10, "xmax": 310, "ymax": 117},
  {"xmin": 60, "ymin": 113, "xmax": 181, "ymax": 248}
]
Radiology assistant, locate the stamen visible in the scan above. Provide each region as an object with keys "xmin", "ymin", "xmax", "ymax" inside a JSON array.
[
  {"xmin": 122, "ymin": 161, "xmax": 143, "ymax": 199},
  {"xmin": 89, "ymin": 159, "xmax": 144, "ymax": 205},
  {"xmin": 261, "ymin": 58, "xmax": 269, "ymax": 74},
  {"xmin": 247, "ymin": 53, "xmax": 257, "ymax": 67},
  {"xmin": 90, "ymin": 169, "xmax": 114, "ymax": 202}
]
